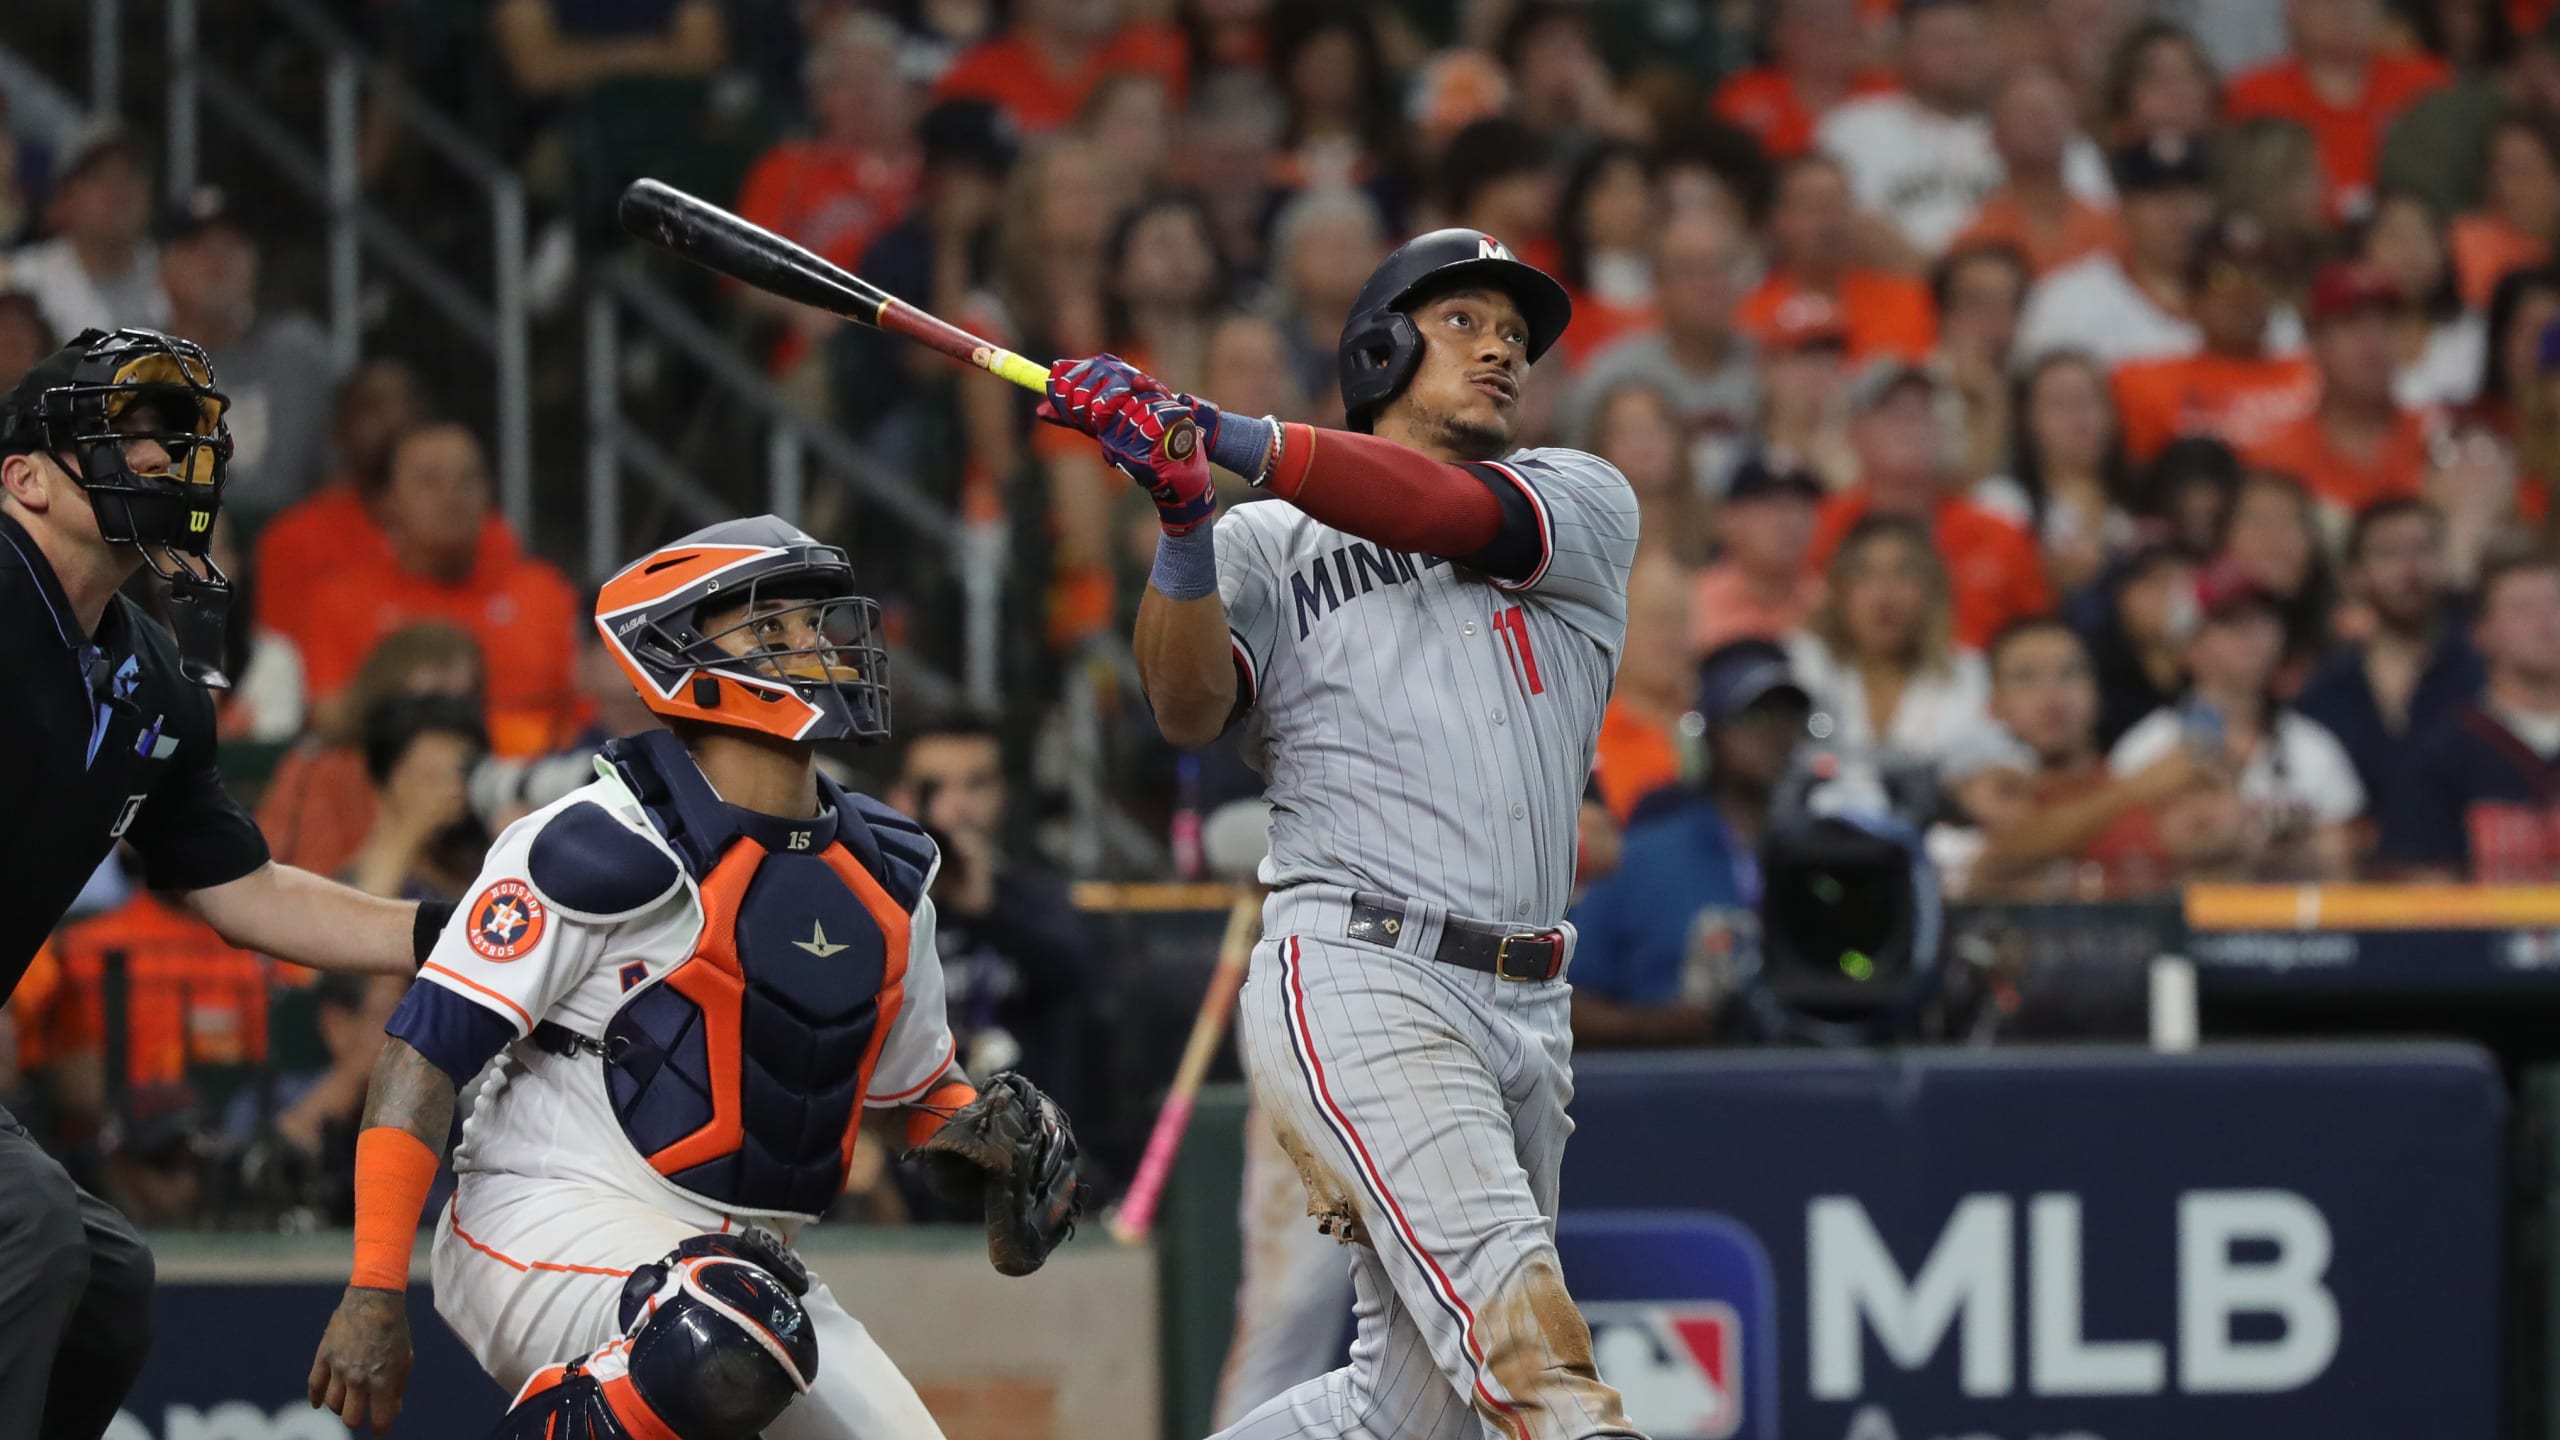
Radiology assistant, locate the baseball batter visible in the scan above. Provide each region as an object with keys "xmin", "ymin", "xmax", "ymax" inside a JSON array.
[
  {"xmin": 305, "ymin": 517, "xmax": 1081, "ymax": 1440},
  {"xmin": 1042, "ymin": 229, "xmax": 1643, "ymax": 1440}
]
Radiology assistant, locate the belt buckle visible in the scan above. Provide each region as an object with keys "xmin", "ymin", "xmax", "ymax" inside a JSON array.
[{"xmin": 1494, "ymin": 932, "xmax": 1547, "ymax": 982}]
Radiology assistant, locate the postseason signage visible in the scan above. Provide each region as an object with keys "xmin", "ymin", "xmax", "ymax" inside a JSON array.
[{"xmin": 1558, "ymin": 1045, "xmax": 2503, "ymax": 1440}]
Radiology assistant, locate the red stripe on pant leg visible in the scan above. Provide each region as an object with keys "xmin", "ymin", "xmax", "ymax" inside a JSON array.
[{"xmin": 1282, "ymin": 937, "xmax": 1532, "ymax": 1440}]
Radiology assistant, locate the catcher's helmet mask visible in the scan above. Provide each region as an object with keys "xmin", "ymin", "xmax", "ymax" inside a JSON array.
[
  {"xmin": 1337, "ymin": 229, "xmax": 1572, "ymax": 434},
  {"xmin": 0, "ymin": 328, "xmax": 238, "ymax": 685},
  {"xmin": 597, "ymin": 517, "xmax": 890, "ymax": 746}
]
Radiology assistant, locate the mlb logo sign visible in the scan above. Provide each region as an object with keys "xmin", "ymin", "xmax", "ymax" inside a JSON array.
[{"xmin": 1586, "ymin": 1302, "xmax": 1742, "ymax": 1440}]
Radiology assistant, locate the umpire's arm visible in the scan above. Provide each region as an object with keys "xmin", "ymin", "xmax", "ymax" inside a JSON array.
[{"xmin": 185, "ymin": 863, "xmax": 428, "ymax": 977}]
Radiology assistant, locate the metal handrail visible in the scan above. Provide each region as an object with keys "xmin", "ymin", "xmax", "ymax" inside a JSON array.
[{"xmin": 162, "ymin": 0, "xmax": 531, "ymax": 537}]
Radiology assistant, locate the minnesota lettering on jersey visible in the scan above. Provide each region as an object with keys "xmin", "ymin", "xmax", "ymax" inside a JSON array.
[{"xmin": 1289, "ymin": 541, "xmax": 1450, "ymax": 639}]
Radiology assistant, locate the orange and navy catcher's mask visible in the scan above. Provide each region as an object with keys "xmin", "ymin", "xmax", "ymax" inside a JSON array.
[{"xmin": 596, "ymin": 516, "xmax": 889, "ymax": 745}]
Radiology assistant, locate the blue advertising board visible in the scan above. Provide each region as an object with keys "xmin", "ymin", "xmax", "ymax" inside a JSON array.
[{"xmin": 1557, "ymin": 1044, "xmax": 2504, "ymax": 1440}]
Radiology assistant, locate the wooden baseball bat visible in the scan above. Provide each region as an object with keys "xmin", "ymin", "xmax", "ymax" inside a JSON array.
[
  {"xmin": 617, "ymin": 178, "xmax": 1197, "ymax": 462},
  {"xmin": 1109, "ymin": 890, "xmax": 1262, "ymax": 1245}
]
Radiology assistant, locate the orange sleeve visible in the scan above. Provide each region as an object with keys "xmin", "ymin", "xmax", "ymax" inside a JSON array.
[
  {"xmin": 2221, "ymin": 66, "xmax": 2291, "ymax": 122},
  {"xmin": 351, "ymin": 1127, "xmax": 440, "ymax": 1290},
  {"xmin": 902, "ymin": 1076, "xmax": 981, "ymax": 1151},
  {"xmin": 734, "ymin": 147, "xmax": 794, "ymax": 228}
]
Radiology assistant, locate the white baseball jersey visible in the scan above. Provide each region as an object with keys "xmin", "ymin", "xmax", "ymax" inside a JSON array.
[
  {"xmin": 397, "ymin": 762, "xmax": 958, "ymax": 1226},
  {"xmin": 1216, "ymin": 447, "xmax": 1639, "ymax": 926}
]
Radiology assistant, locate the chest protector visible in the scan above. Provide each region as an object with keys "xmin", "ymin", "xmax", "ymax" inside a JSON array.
[{"xmin": 596, "ymin": 732, "xmax": 934, "ymax": 1218}]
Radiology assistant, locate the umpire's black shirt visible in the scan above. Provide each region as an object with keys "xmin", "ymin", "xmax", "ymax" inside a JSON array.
[{"xmin": 0, "ymin": 510, "xmax": 267, "ymax": 995}]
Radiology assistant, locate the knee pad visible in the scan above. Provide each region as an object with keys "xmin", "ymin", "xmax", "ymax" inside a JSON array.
[{"xmin": 486, "ymin": 1235, "xmax": 819, "ymax": 1440}]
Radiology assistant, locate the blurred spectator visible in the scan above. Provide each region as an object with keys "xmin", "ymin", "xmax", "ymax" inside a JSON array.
[
  {"xmin": 1103, "ymin": 192, "xmax": 1225, "ymax": 392},
  {"xmin": 346, "ymin": 694, "xmax": 489, "ymax": 902},
  {"xmin": 1593, "ymin": 558, "xmax": 1699, "ymax": 821},
  {"xmin": 1555, "ymin": 141, "xmax": 1660, "ymax": 360},
  {"xmin": 1956, "ymin": 66, "xmax": 2128, "ymax": 277},
  {"xmin": 2109, "ymin": 566, "xmax": 2363, "ymax": 878},
  {"xmin": 885, "ymin": 711, "xmax": 1099, "ymax": 1117},
  {"xmin": 1738, "ymin": 154, "xmax": 1937, "ymax": 363},
  {"xmin": 1809, "ymin": 364, "xmax": 2052, "ymax": 649},
  {"xmin": 1569, "ymin": 639, "xmax": 1814, "ymax": 1048},
  {"xmin": 156, "ymin": 187, "xmax": 341, "ymax": 523},
  {"xmin": 2157, "ymin": 0, "xmax": 2291, "ymax": 78},
  {"xmin": 2221, "ymin": 470, "xmax": 2342, "ymax": 673},
  {"xmin": 2226, "ymin": 0, "xmax": 2451, "ymax": 218},
  {"xmin": 0, "ymin": 289, "xmax": 56, "ymax": 392},
  {"xmin": 2083, "ymin": 543, "xmax": 2201, "ymax": 747},
  {"xmin": 2381, "ymin": 10, "xmax": 2560, "ymax": 218},
  {"xmin": 1080, "ymin": 73, "xmax": 1177, "ymax": 209},
  {"xmin": 1568, "ymin": 209, "xmax": 1758, "ymax": 491},
  {"xmin": 2248, "ymin": 262, "xmax": 2437, "ymax": 517},
  {"xmin": 2387, "ymin": 0, "xmax": 2518, "ymax": 65},
  {"xmin": 2216, "ymin": 118, "xmax": 2334, "ymax": 261},
  {"xmin": 1270, "ymin": 187, "xmax": 1388, "ymax": 429},
  {"xmin": 1821, "ymin": 4, "xmax": 2113, "ymax": 260},
  {"xmin": 2361, "ymin": 189, "xmax": 2488, "ymax": 407},
  {"xmin": 282, "ymin": 422, "xmax": 580, "ymax": 757},
  {"xmin": 492, "ymin": 0, "xmax": 724, "ymax": 99},
  {"xmin": 1973, "ymin": 616, "xmax": 2201, "ymax": 898},
  {"xmin": 1711, "ymin": 0, "xmax": 1894, "ymax": 162},
  {"xmin": 2297, "ymin": 498, "xmax": 2486, "ymax": 815},
  {"xmin": 2016, "ymin": 133, "xmax": 2219, "ymax": 367},
  {"xmin": 1, "ymin": 126, "xmax": 166, "ymax": 338},
  {"xmin": 834, "ymin": 98, "xmax": 1017, "ymax": 443},
  {"xmin": 965, "ymin": 135, "xmax": 1115, "ymax": 526},
  {"xmin": 1755, "ymin": 298, "xmax": 1859, "ymax": 491},
  {"xmin": 2469, "ymin": 263, "xmax": 2560, "ymax": 444},
  {"xmin": 102, "ymin": 1083, "xmax": 208, "ymax": 1229},
  {"xmin": 1436, "ymin": 118, "xmax": 1559, "ymax": 269},
  {"xmin": 1932, "ymin": 242, "xmax": 2033, "ymax": 486},
  {"xmin": 43, "ymin": 868, "xmax": 270, "ymax": 1090},
  {"xmin": 1580, "ymin": 379, "xmax": 1706, "ymax": 566},
  {"xmin": 258, "ymin": 623, "xmax": 483, "ymax": 878},
  {"xmin": 1497, "ymin": 2, "xmax": 1620, "ymax": 144},
  {"xmin": 1978, "ymin": 351, "xmax": 2140, "ymax": 597},
  {"xmin": 736, "ymin": 13, "xmax": 923, "ymax": 378},
  {"xmin": 0, "ymin": 95, "xmax": 26, "ymax": 251},
  {"xmin": 1179, "ymin": 74, "xmax": 1287, "ymax": 275},
  {"xmin": 1199, "ymin": 310, "xmax": 1311, "ymax": 485},
  {"xmin": 1692, "ymin": 457, "xmax": 1825, "ymax": 656},
  {"xmin": 2382, "ymin": 550, "xmax": 2560, "ymax": 877},
  {"xmin": 933, "ymin": 0, "xmax": 1187, "ymax": 136},
  {"xmin": 2153, "ymin": 436, "xmax": 2250, "ymax": 557},
  {"xmin": 2111, "ymin": 213, "xmax": 2318, "ymax": 463},
  {"xmin": 1788, "ymin": 513, "xmax": 1991, "ymax": 763},
  {"xmin": 2450, "ymin": 113, "xmax": 2560, "ymax": 307},
  {"xmin": 222, "ymin": 973, "xmax": 400, "ymax": 1223},
  {"xmin": 2099, "ymin": 20, "xmax": 2225, "ymax": 142},
  {"xmin": 1266, "ymin": 3, "xmax": 1404, "ymax": 201},
  {"xmin": 1925, "ymin": 722, "xmax": 2040, "ymax": 899}
]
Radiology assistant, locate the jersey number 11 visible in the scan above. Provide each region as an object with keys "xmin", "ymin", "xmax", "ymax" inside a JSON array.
[{"xmin": 1492, "ymin": 605, "xmax": 1543, "ymax": 696}]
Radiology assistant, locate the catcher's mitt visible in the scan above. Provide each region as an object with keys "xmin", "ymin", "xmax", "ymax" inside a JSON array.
[{"xmin": 908, "ymin": 1072, "xmax": 1086, "ymax": 1276}]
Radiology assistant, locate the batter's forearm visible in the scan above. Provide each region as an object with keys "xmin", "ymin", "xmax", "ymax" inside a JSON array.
[{"xmin": 1136, "ymin": 586, "xmax": 1239, "ymax": 749}]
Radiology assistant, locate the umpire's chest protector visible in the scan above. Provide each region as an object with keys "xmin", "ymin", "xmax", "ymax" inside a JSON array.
[{"xmin": 593, "ymin": 732, "xmax": 932, "ymax": 1218}]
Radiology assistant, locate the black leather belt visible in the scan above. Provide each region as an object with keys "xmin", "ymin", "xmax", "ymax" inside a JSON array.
[{"xmin": 1345, "ymin": 895, "xmax": 1564, "ymax": 982}]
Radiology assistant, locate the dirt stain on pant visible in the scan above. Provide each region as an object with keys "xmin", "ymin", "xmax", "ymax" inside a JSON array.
[
  {"xmin": 1476, "ymin": 1257, "xmax": 1633, "ymax": 1440},
  {"xmin": 1269, "ymin": 1113, "xmax": 1371, "ymax": 1247}
]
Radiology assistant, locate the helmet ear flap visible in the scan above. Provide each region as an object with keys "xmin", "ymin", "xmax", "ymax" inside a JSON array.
[{"xmin": 1337, "ymin": 310, "xmax": 1423, "ymax": 435}]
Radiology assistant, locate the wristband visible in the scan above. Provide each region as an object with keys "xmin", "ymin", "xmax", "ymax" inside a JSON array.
[
  {"xmin": 412, "ymin": 899, "xmax": 455, "ymax": 971},
  {"xmin": 350, "ymin": 1126, "xmax": 439, "ymax": 1290},
  {"xmin": 1150, "ymin": 525, "xmax": 1219, "ymax": 601},
  {"xmin": 1206, "ymin": 411, "xmax": 1280, "ymax": 486}
]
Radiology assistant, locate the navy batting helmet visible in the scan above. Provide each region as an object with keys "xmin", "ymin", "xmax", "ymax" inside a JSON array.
[{"xmin": 1336, "ymin": 229, "xmax": 1572, "ymax": 434}]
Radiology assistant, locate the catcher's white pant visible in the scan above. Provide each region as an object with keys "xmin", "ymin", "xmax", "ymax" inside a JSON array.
[
  {"xmin": 1212, "ymin": 888, "xmax": 1643, "ymax": 1440},
  {"xmin": 431, "ymin": 1170, "xmax": 943, "ymax": 1440},
  {"xmin": 1213, "ymin": 1102, "xmax": 1357, "ymax": 1427}
]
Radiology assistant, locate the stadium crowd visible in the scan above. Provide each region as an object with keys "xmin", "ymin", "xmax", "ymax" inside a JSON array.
[{"xmin": 7, "ymin": 0, "xmax": 2560, "ymax": 1224}]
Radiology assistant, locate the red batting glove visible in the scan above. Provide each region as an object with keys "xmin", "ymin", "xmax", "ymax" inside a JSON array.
[
  {"xmin": 1094, "ymin": 389, "xmax": 1216, "ymax": 534},
  {"xmin": 1036, "ymin": 354, "xmax": 1162, "ymax": 435}
]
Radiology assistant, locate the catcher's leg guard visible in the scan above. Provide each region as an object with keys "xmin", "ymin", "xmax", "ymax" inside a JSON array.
[{"xmin": 485, "ymin": 1236, "xmax": 820, "ymax": 1440}]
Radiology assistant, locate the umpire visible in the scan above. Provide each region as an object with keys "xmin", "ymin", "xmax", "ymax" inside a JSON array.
[{"xmin": 0, "ymin": 329, "xmax": 449, "ymax": 1439}]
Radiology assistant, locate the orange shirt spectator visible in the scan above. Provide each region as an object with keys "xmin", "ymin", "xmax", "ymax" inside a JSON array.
[
  {"xmin": 1807, "ymin": 492, "xmax": 2051, "ymax": 650},
  {"xmin": 2451, "ymin": 212, "xmax": 2548, "ymax": 313},
  {"xmin": 2245, "ymin": 408, "xmax": 2432, "ymax": 513},
  {"xmin": 1594, "ymin": 701, "xmax": 1682, "ymax": 823},
  {"xmin": 47, "ymin": 891, "xmax": 270, "ymax": 1088},
  {"xmin": 2226, "ymin": 51, "xmax": 2448, "ymax": 218},
  {"xmin": 255, "ymin": 619, "xmax": 484, "ymax": 878},
  {"xmin": 1953, "ymin": 193, "xmax": 2123, "ymax": 278},
  {"xmin": 1595, "ymin": 558, "xmax": 1700, "ymax": 821},
  {"xmin": 1710, "ymin": 67, "xmax": 1896, "ymax": 161},
  {"xmin": 1690, "ymin": 564, "xmax": 1823, "ymax": 657},
  {"xmin": 1740, "ymin": 270, "xmax": 1936, "ymax": 363},
  {"xmin": 2112, "ymin": 352, "xmax": 2321, "ymax": 463},
  {"xmin": 253, "ymin": 485, "xmax": 511, "ymax": 639},
  {"xmin": 736, "ymin": 143, "xmax": 920, "ymax": 279},
  {"xmin": 933, "ymin": 14, "xmax": 1185, "ymax": 136},
  {"xmin": 267, "ymin": 424, "xmax": 580, "ymax": 757}
]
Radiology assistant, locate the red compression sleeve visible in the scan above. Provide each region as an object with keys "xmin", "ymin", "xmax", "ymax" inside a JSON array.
[{"xmin": 1261, "ymin": 424, "xmax": 1506, "ymax": 555}]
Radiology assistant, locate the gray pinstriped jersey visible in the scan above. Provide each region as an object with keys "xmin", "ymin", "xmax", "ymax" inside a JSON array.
[{"xmin": 1216, "ymin": 447, "xmax": 1638, "ymax": 927}]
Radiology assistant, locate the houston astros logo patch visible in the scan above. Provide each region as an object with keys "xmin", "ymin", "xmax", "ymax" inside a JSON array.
[{"xmin": 466, "ymin": 879, "xmax": 548, "ymax": 961}]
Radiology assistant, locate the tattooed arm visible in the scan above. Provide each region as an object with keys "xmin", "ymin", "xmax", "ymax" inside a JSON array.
[{"xmin": 307, "ymin": 1039, "xmax": 458, "ymax": 1435}]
